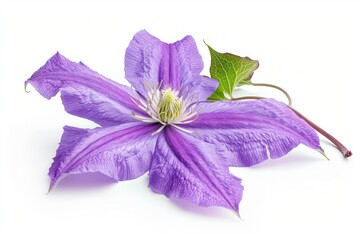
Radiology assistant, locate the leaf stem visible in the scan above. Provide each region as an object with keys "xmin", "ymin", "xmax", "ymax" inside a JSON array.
[
  {"xmin": 232, "ymin": 96, "xmax": 352, "ymax": 158},
  {"xmin": 239, "ymin": 83, "xmax": 293, "ymax": 106}
]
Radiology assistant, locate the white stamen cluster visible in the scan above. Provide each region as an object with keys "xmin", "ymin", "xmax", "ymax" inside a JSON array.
[{"xmin": 132, "ymin": 83, "xmax": 200, "ymax": 135}]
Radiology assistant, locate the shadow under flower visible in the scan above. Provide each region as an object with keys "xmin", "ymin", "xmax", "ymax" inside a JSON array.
[
  {"xmin": 170, "ymin": 198, "xmax": 237, "ymax": 220},
  {"xmin": 248, "ymin": 147, "xmax": 325, "ymax": 170},
  {"xmin": 52, "ymin": 172, "xmax": 116, "ymax": 192}
]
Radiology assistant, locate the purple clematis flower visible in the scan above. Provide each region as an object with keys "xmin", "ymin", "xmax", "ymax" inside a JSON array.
[{"xmin": 26, "ymin": 30, "xmax": 321, "ymax": 213}]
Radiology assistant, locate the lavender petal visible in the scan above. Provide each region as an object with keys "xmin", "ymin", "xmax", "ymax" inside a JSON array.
[
  {"xmin": 149, "ymin": 126, "xmax": 243, "ymax": 212},
  {"xmin": 125, "ymin": 30, "xmax": 218, "ymax": 101},
  {"xmin": 49, "ymin": 122, "xmax": 159, "ymax": 190},
  {"xmin": 185, "ymin": 99, "xmax": 322, "ymax": 167},
  {"xmin": 26, "ymin": 52, "xmax": 141, "ymax": 127}
]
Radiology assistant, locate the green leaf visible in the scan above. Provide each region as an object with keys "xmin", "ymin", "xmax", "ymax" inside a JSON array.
[{"xmin": 206, "ymin": 44, "xmax": 259, "ymax": 100}]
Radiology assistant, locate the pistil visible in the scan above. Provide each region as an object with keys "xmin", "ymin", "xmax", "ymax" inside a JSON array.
[{"xmin": 131, "ymin": 83, "xmax": 200, "ymax": 135}]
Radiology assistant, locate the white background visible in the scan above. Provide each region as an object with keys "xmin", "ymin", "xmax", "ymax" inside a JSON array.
[{"xmin": 1, "ymin": 0, "xmax": 359, "ymax": 239}]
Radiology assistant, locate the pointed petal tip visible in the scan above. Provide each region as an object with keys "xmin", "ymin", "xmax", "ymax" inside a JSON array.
[
  {"xmin": 24, "ymin": 81, "xmax": 30, "ymax": 93},
  {"xmin": 317, "ymin": 149, "xmax": 330, "ymax": 161},
  {"xmin": 45, "ymin": 52, "xmax": 66, "ymax": 66},
  {"xmin": 46, "ymin": 185, "xmax": 54, "ymax": 195},
  {"xmin": 50, "ymin": 51, "xmax": 62, "ymax": 60},
  {"xmin": 137, "ymin": 29, "xmax": 149, "ymax": 35},
  {"xmin": 54, "ymin": 51, "xmax": 62, "ymax": 57},
  {"xmin": 47, "ymin": 179, "xmax": 58, "ymax": 194},
  {"xmin": 234, "ymin": 211, "xmax": 244, "ymax": 221}
]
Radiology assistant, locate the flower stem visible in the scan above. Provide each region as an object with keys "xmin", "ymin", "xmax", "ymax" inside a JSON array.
[
  {"xmin": 289, "ymin": 106, "xmax": 352, "ymax": 158},
  {"xmin": 232, "ymin": 96, "xmax": 352, "ymax": 158},
  {"xmin": 239, "ymin": 82, "xmax": 293, "ymax": 106}
]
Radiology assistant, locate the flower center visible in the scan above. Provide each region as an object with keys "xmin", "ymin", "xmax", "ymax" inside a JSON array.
[
  {"xmin": 158, "ymin": 88, "xmax": 182, "ymax": 123},
  {"xmin": 131, "ymin": 83, "xmax": 199, "ymax": 135}
]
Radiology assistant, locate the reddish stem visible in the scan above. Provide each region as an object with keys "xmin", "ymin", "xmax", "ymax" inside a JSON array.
[
  {"xmin": 288, "ymin": 106, "xmax": 352, "ymax": 158},
  {"xmin": 232, "ymin": 96, "xmax": 352, "ymax": 158}
]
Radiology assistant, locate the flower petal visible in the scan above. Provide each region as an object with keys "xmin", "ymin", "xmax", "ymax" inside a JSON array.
[
  {"xmin": 49, "ymin": 122, "xmax": 159, "ymax": 190},
  {"xmin": 149, "ymin": 126, "xmax": 243, "ymax": 212},
  {"xmin": 185, "ymin": 99, "xmax": 321, "ymax": 167},
  {"xmin": 26, "ymin": 52, "xmax": 141, "ymax": 127},
  {"xmin": 125, "ymin": 30, "xmax": 218, "ymax": 101}
]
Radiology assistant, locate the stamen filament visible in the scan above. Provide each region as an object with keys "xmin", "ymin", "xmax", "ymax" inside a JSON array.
[
  {"xmin": 131, "ymin": 98, "xmax": 147, "ymax": 112},
  {"xmin": 132, "ymin": 111, "xmax": 158, "ymax": 123},
  {"xmin": 132, "ymin": 83, "xmax": 201, "ymax": 136},
  {"xmin": 178, "ymin": 111, "xmax": 199, "ymax": 122},
  {"xmin": 131, "ymin": 89, "xmax": 148, "ymax": 108},
  {"xmin": 172, "ymin": 124, "xmax": 198, "ymax": 134},
  {"xmin": 175, "ymin": 115, "xmax": 199, "ymax": 124},
  {"xmin": 152, "ymin": 125, "xmax": 166, "ymax": 136},
  {"xmin": 149, "ymin": 112, "xmax": 166, "ymax": 125}
]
